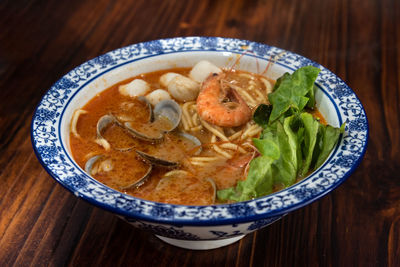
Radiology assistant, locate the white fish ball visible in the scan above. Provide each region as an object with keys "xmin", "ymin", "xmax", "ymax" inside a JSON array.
[
  {"xmin": 119, "ymin": 79, "xmax": 150, "ymax": 97},
  {"xmin": 159, "ymin": 72, "xmax": 180, "ymax": 87},
  {"xmin": 167, "ymin": 75, "xmax": 199, "ymax": 102},
  {"xmin": 145, "ymin": 89, "xmax": 171, "ymax": 106},
  {"xmin": 189, "ymin": 60, "xmax": 222, "ymax": 83}
]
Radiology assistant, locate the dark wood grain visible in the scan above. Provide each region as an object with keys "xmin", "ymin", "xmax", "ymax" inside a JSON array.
[{"xmin": 0, "ymin": 0, "xmax": 399, "ymax": 266}]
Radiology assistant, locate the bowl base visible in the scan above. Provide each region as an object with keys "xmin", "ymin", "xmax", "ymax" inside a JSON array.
[{"xmin": 156, "ymin": 235, "xmax": 245, "ymax": 250}]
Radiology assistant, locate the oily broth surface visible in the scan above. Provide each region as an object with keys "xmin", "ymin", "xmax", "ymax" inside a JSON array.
[
  {"xmin": 70, "ymin": 67, "xmax": 326, "ymax": 205},
  {"xmin": 70, "ymin": 68, "xmax": 250, "ymax": 205}
]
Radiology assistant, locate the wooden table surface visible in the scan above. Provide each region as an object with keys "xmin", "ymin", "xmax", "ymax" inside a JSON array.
[{"xmin": 1, "ymin": 0, "xmax": 399, "ymax": 266}]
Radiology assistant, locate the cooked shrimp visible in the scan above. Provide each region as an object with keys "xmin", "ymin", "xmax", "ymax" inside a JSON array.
[{"xmin": 196, "ymin": 73, "xmax": 252, "ymax": 127}]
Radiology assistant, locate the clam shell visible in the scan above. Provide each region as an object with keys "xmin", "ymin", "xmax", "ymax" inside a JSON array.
[
  {"xmin": 138, "ymin": 96, "xmax": 154, "ymax": 122},
  {"xmin": 96, "ymin": 114, "xmax": 136, "ymax": 151},
  {"xmin": 176, "ymin": 132, "xmax": 202, "ymax": 155},
  {"xmin": 136, "ymin": 150, "xmax": 179, "ymax": 168},
  {"xmin": 95, "ymin": 99, "xmax": 181, "ymax": 144},
  {"xmin": 96, "ymin": 114, "xmax": 118, "ymax": 138},
  {"xmin": 120, "ymin": 164, "xmax": 153, "ymax": 190},
  {"xmin": 155, "ymin": 170, "xmax": 190, "ymax": 191},
  {"xmin": 85, "ymin": 154, "xmax": 152, "ymax": 189},
  {"xmin": 153, "ymin": 99, "xmax": 182, "ymax": 132},
  {"xmin": 84, "ymin": 155, "xmax": 103, "ymax": 175},
  {"xmin": 124, "ymin": 122, "xmax": 164, "ymax": 143}
]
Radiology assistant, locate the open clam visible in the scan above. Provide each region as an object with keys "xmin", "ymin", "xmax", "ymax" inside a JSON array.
[
  {"xmin": 119, "ymin": 164, "xmax": 153, "ymax": 190},
  {"xmin": 122, "ymin": 99, "xmax": 182, "ymax": 143},
  {"xmin": 89, "ymin": 99, "xmax": 185, "ymax": 188},
  {"xmin": 133, "ymin": 131, "xmax": 200, "ymax": 169},
  {"xmin": 153, "ymin": 99, "xmax": 182, "ymax": 132},
  {"xmin": 84, "ymin": 155, "xmax": 114, "ymax": 177},
  {"xmin": 95, "ymin": 114, "xmax": 117, "ymax": 150},
  {"xmin": 120, "ymin": 96, "xmax": 166, "ymax": 143},
  {"xmin": 84, "ymin": 154, "xmax": 153, "ymax": 190},
  {"xmin": 136, "ymin": 150, "xmax": 179, "ymax": 168},
  {"xmin": 95, "ymin": 99, "xmax": 182, "ymax": 148},
  {"xmin": 176, "ymin": 131, "xmax": 202, "ymax": 155},
  {"xmin": 97, "ymin": 114, "xmax": 118, "ymax": 136},
  {"xmin": 84, "ymin": 154, "xmax": 104, "ymax": 175},
  {"xmin": 96, "ymin": 114, "xmax": 137, "ymax": 151},
  {"xmin": 123, "ymin": 122, "xmax": 164, "ymax": 143},
  {"xmin": 138, "ymin": 96, "xmax": 154, "ymax": 123}
]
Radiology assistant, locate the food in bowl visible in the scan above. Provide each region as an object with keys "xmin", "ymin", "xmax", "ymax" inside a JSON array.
[
  {"xmin": 69, "ymin": 60, "xmax": 343, "ymax": 205},
  {"xmin": 32, "ymin": 37, "xmax": 368, "ymax": 249}
]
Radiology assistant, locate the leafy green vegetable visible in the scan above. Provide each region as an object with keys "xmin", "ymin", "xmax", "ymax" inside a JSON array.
[
  {"xmin": 217, "ymin": 156, "xmax": 275, "ymax": 202},
  {"xmin": 253, "ymin": 104, "xmax": 272, "ymax": 128},
  {"xmin": 268, "ymin": 66, "xmax": 320, "ymax": 122},
  {"xmin": 252, "ymin": 137, "xmax": 279, "ymax": 158},
  {"xmin": 298, "ymin": 112, "xmax": 320, "ymax": 177},
  {"xmin": 272, "ymin": 72, "xmax": 289, "ymax": 91},
  {"xmin": 267, "ymin": 121, "xmax": 297, "ymax": 186},
  {"xmin": 283, "ymin": 115, "xmax": 301, "ymax": 172},
  {"xmin": 217, "ymin": 66, "xmax": 344, "ymax": 203},
  {"xmin": 306, "ymin": 85, "xmax": 318, "ymax": 108},
  {"xmin": 311, "ymin": 123, "xmax": 344, "ymax": 169}
]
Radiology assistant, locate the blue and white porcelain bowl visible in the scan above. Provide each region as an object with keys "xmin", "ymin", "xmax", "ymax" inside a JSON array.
[{"xmin": 31, "ymin": 37, "xmax": 368, "ymax": 250}]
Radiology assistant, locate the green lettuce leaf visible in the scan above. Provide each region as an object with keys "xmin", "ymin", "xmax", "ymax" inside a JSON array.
[
  {"xmin": 270, "ymin": 120, "xmax": 297, "ymax": 186},
  {"xmin": 217, "ymin": 155, "xmax": 275, "ymax": 202},
  {"xmin": 298, "ymin": 113, "xmax": 320, "ymax": 177},
  {"xmin": 272, "ymin": 72, "xmax": 289, "ymax": 91},
  {"xmin": 311, "ymin": 123, "xmax": 345, "ymax": 169},
  {"xmin": 268, "ymin": 66, "xmax": 320, "ymax": 122},
  {"xmin": 283, "ymin": 115, "xmax": 301, "ymax": 172},
  {"xmin": 306, "ymin": 85, "xmax": 318, "ymax": 108}
]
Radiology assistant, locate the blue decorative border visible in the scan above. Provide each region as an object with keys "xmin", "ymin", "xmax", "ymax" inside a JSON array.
[{"xmin": 31, "ymin": 37, "xmax": 368, "ymax": 226}]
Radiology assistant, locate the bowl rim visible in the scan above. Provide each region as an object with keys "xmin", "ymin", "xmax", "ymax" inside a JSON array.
[{"xmin": 31, "ymin": 36, "xmax": 369, "ymax": 226}]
